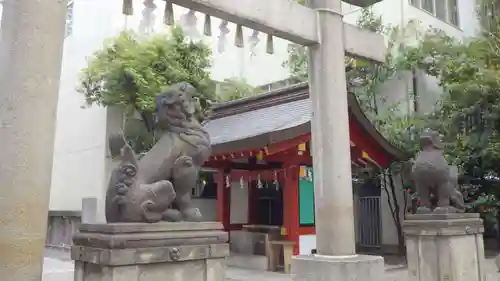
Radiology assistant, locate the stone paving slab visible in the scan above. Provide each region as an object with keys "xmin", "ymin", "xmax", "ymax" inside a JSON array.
[{"xmin": 42, "ymin": 257, "xmax": 500, "ymax": 281}]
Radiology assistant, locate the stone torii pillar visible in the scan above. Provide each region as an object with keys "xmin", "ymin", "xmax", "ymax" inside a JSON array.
[
  {"xmin": 0, "ymin": 0, "xmax": 68, "ymax": 280},
  {"xmin": 169, "ymin": 0, "xmax": 386, "ymax": 279}
]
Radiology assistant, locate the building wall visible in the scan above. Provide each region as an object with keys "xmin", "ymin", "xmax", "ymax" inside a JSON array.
[{"xmin": 49, "ymin": 0, "xmax": 124, "ymax": 212}]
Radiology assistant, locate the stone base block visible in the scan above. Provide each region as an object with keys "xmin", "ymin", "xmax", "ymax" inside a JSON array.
[
  {"xmin": 292, "ymin": 254, "xmax": 384, "ymax": 281},
  {"xmin": 404, "ymin": 213, "xmax": 486, "ymax": 281},
  {"xmin": 74, "ymin": 258, "xmax": 225, "ymax": 281},
  {"xmin": 72, "ymin": 222, "xmax": 229, "ymax": 281}
]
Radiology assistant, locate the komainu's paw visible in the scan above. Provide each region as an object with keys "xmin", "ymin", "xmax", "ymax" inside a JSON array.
[
  {"xmin": 434, "ymin": 206, "xmax": 459, "ymax": 213},
  {"xmin": 181, "ymin": 208, "xmax": 202, "ymax": 222},
  {"xmin": 416, "ymin": 206, "xmax": 432, "ymax": 214},
  {"xmin": 141, "ymin": 200, "xmax": 163, "ymax": 223},
  {"xmin": 162, "ymin": 209, "xmax": 183, "ymax": 222},
  {"xmin": 143, "ymin": 180, "xmax": 176, "ymax": 213}
]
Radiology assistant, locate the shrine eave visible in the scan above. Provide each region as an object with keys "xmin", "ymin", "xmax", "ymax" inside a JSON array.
[{"xmin": 203, "ymin": 82, "xmax": 409, "ymax": 164}]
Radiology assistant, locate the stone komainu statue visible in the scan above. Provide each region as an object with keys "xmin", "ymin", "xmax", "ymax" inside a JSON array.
[
  {"xmin": 105, "ymin": 82, "xmax": 212, "ymax": 223},
  {"xmin": 412, "ymin": 129, "xmax": 466, "ymax": 213}
]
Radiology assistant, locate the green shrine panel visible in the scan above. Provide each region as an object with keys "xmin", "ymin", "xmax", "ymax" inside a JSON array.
[{"xmin": 299, "ymin": 166, "xmax": 315, "ymax": 226}]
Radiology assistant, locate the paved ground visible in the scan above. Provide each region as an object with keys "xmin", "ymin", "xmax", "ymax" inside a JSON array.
[{"xmin": 42, "ymin": 254, "xmax": 500, "ymax": 281}]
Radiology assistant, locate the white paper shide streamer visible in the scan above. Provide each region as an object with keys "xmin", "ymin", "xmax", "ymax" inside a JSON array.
[
  {"xmin": 125, "ymin": 0, "xmax": 276, "ymax": 55},
  {"xmin": 139, "ymin": 0, "xmax": 157, "ymax": 34}
]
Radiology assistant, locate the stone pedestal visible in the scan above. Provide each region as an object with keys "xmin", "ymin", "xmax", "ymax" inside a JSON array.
[
  {"xmin": 403, "ymin": 213, "xmax": 486, "ymax": 281},
  {"xmin": 292, "ymin": 254, "xmax": 384, "ymax": 281},
  {"xmin": 72, "ymin": 222, "xmax": 229, "ymax": 281}
]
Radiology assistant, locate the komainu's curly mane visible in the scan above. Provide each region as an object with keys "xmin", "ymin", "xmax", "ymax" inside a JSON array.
[{"xmin": 155, "ymin": 82, "xmax": 211, "ymax": 161}]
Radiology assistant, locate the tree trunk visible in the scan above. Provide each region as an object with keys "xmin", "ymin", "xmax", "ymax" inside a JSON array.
[
  {"xmin": 389, "ymin": 172, "xmax": 405, "ymax": 257},
  {"xmin": 381, "ymin": 168, "xmax": 406, "ymax": 257}
]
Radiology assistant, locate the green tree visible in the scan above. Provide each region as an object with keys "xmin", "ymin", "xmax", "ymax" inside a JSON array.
[
  {"xmin": 79, "ymin": 26, "xmax": 215, "ymax": 121},
  {"xmin": 387, "ymin": 0, "xmax": 500, "ymax": 235},
  {"xmin": 78, "ymin": 26, "xmax": 215, "ymax": 153}
]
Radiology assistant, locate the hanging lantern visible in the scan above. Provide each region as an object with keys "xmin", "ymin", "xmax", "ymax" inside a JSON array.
[
  {"xmin": 248, "ymin": 30, "xmax": 260, "ymax": 56},
  {"xmin": 217, "ymin": 20, "xmax": 230, "ymax": 54},
  {"xmin": 299, "ymin": 166, "xmax": 306, "ymax": 178},
  {"xmin": 298, "ymin": 142, "xmax": 306, "ymax": 156},
  {"xmin": 163, "ymin": 0, "xmax": 174, "ymax": 25},
  {"xmin": 203, "ymin": 14, "xmax": 212, "ymax": 36},
  {"xmin": 298, "ymin": 143, "xmax": 306, "ymax": 152},
  {"xmin": 123, "ymin": 0, "xmax": 134, "ymax": 15},
  {"xmin": 256, "ymin": 151, "xmax": 264, "ymax": 161},
  {"xmin": 266, "ymin": 34, "xmax": 274, "ymax": 54},
  {"xmin": 235, "ymin": 24, "xmax": 244, "ymax": 48}
]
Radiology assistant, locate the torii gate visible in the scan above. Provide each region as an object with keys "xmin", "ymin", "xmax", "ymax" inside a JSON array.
[
  {"xmin": 166, "ymin": 0, "xmax": 388, "ymax": 277},
  {"xmin": 0, "ymin": 0, "xmax": 386, "ymax": 280}
]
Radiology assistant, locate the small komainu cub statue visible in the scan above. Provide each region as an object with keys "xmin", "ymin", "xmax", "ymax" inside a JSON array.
[
  {"xmin": 105, "ymin": 82, "xmax": 211, "ymax": 223},
  {"xmin": 412, "ymin": 129, "xmax": 466, "ymax": 213}
]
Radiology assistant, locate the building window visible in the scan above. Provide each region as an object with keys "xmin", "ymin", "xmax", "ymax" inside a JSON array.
[
  {"xmin": 410, "ymin": 0, "xmax": 459, "ymax": 27},
  {"xmin": 421, "ymin": 0, "xmax": 434, "ymax": 14},
  {"xmin": 65, "ymin": 0, "xmax": 74, "ymax": 38},
  {"xmin": 435, "ymin": 0, "xmax": 446, "ymax": 21},
  {"xmin": 447, "ymin": 0, "xmax": 459, "ymax": 26}
]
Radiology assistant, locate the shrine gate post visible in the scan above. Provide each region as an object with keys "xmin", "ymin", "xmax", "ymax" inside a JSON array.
[{"xmin": 0, "ymin": 0, "xmax": 68, "ymax": 280}]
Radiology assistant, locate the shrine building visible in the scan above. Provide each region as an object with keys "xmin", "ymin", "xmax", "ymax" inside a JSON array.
[{"xmin": 198, "ymin": 82, "xmax": 408, "ymax": 271}]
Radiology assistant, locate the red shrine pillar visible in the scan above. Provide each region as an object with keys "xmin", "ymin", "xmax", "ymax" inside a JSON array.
[
  {"xmin": 283, "ymin": 164, "xmax": 300, "ymax": 255},
  {"xmin": 215, "ymin": 170, "xmax": 230, "ymax": 230}
]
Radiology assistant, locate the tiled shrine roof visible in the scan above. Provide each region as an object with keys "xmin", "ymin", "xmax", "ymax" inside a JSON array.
[{"xmin": 202, "ymin": 82, "xmax": 408, "ymax": 161}]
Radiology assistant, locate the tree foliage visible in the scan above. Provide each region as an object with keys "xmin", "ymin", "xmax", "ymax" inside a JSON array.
[
  {"xmin": 363, "ymin": 4, "xmax": 500, "ymax": 226},
  {"xmin": 78, "ymin": 26, "xmax": 215, "ymax": 119},
  {"xmin": 79, "ymin": 26, "xmax": 261, "ymax": 153},
  {"xmin": 283, "ymin": 7, "xmax": 424, "ymax": 152}
]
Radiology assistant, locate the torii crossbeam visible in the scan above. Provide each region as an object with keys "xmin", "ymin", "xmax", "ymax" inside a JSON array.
[
  {"xmin": 169, "ymin": 0, "xmax": 388, "ymax": 278},
  {"xmin": 170, "ymin": 0, "xmax": 386, "ymax": 62}
]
